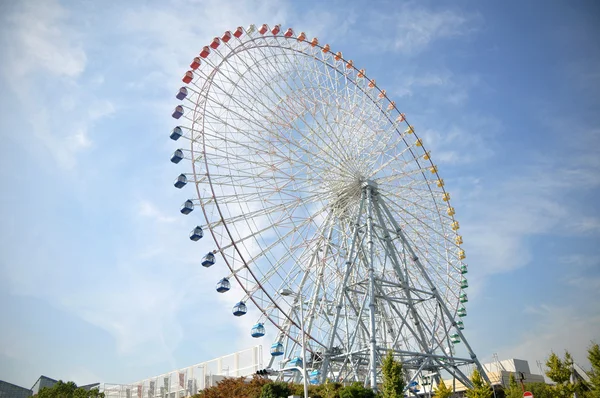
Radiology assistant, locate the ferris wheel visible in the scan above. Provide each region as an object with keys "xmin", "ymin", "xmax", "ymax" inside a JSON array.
[{"xmin": 169, "ymin": 23, "xmax": 489, "ymax": 392}]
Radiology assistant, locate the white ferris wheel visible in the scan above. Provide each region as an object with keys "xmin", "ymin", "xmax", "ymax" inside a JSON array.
[{"xmin": 169, "ymin": 23, "xmax": 489, "ymax": 393}]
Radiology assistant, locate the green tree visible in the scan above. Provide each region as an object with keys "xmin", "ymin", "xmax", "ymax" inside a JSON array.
[
  {"xmin": 545, "ymin": 350, "xmax": 576, "ymax": 396},
  {"xmin": 546, "ymin": 351, "xmax": 572, "ymax": 384},
  {"xmin": 524, "ymin": 382, "xmax": 554, "ymax": 398},
  {"xmin": 589, "ymin": 342, "xmax": 600, "ymax": 398},
  {"xmin": 259, "ymin": 381, "xmax": 291, "ymax": 398},
  {"xmin": 36, "ymin": 380, "xmax": 104, "ymax": 398},
  {"xmin": 503, "ymin": 373, "xmax": 522, "ymax": 398},
  {"xmin": 433, "ymin": 379, "xmax": 452, "ymax": 398},
  {"xmin": 314, "ymin": 379, "xmax": 342, "ymax": 398},
  {"xmin": 381, "ymin": 351, "xmax": 405, "ymax": 398},
  {"xmin": 465, "ymin": 369, "xmax": 493, "ymax": 398},
  {"xmin": 338, "ymin": 382, "xmax": 376, "ymax": 398}
]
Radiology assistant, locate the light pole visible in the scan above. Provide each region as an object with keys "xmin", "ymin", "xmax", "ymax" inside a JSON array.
[{"xmin": 280, "ymin": 288, "xmax": 309, "ymax": 398}]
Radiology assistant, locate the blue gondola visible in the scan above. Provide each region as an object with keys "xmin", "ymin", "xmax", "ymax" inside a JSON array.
[
  {"xmin": 202, "ymin": 252, "xmax": 215, "ymax": 267},
  {"xmin": 171, "ymin": 149, "xmax": 184, "ymax": 164},
  {"xmin": 170, "ymin": 126, "xmax": 183, "ymax": 141},
  {"xmin": 172, "ymin": 105, "xmax": 184, "ymax": 119},
  {"xmin": 289, "ymin": 357, "xmax": 303, "ymax": 368},
  {"xmin": 174, "ymin": 174, "xmax": 187, "ymax": 188},
  {"xmin": 251, "ymin": 323, "xmax": 265, "ymax": 338},
  {"xmin": 309, "ymin": 370, "xmax": 321, "ymax": 384},
  {"xmin": 270, "ymin": 342, "xmax": 284, "ymax": 356},
  {"xmin": 190, "ymin": 226, "xmax": 203, "ymax": 241},
  {"xmin": 180, "ymin": 200, "xmax": 194, "ymax": 215},
  {"xmin": 176, "ymin": 87, "xmax": 188, "ymax": 100},
  {"xmin": 216, "ymin": 278, "xmax": 230, "ymax": 293},
  {"xmin": 233, "ymin": 301, "xmax": 247, "ymax": 316}
]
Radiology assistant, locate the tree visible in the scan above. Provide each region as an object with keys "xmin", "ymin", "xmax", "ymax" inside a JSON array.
[
  {"xmin": 589, "ymin": 342, "xmax": 600, "ymax": 398},
  {"xmin": 314, "ymin": 379, "xmax": 343, "ymax": 398},
  {"xmin": 381, "ymin": 351, "xmax": 405, "ymax": 398},
  {"xmin": 194, "ymin": 376, "xmax": 270, "ymax": 398},
  {"xmin": 545, "ymin": 350, "xmax": 576, "ymax": 397},
  {"xmin": 503, "ymin": 373, "xmax": 522, "ymax": 398},
  {"xmin": 338, "ymin": 382, "xmax": 376, "ymax": 398},
  {"xmin": 465, "ymin": 369, "xmax": 493, "ymax": 398},
  {"xmin": 259, "ymin": 381, "xmax": 291, "ymax": 398},
  {"xmin": 433, "ymin": 379, "xmax": 452, "ymax": 398},
  {"xmin": 36, "ymin": 380, "xmax": 105, "ymax": 398},
  {"xmin": 545, "ymin": 351, "xmax": 572, "ymax": 384}
]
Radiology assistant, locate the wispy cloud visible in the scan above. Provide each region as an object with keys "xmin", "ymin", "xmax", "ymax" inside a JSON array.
[
  {"xmin": 356, "ymin": 5, "xmax": 481, "ymax": 55},
  {"xmin": 497, "ymin": 304, "xmax": 600, "ymax": 371},
  {"xmin": 1, "ymin": 0, "xmax": 86, "ymax": 79}
]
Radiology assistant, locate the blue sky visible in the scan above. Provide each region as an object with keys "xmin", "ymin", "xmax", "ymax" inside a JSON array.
[{"xmin": 1, "ymin": 0, "xmax": 599, "ymax": 388}]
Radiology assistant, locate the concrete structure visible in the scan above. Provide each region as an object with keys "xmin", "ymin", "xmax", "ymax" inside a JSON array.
[
  {"xmin": 422, "ymin": 358, "xmax": 546, "ymax": 395},
  {"xmin": 31, "ymin": 375, "xmax": 58, "ymax": 395},
  {"xmin": 0, "ymin": 380, "xmax": 32, "ymax": 398},
  {"xmin": 98, "ymin": 345, "xmax": 263, "ymax": 398}
]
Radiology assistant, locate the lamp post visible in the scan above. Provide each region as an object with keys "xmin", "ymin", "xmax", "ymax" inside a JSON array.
[{"xmin": 279, "ymin": 288, "xmax": 309, "ymax": 398}]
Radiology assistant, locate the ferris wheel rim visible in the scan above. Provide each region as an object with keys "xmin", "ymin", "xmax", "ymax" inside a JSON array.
[{"xmin": 180, "ymin": 25, "xmax": 466, "ymax": 352}]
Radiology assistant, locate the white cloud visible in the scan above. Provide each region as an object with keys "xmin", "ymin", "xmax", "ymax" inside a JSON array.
[
  {"xmin": 496, "ymin": 305, "xmax": 600, "ymax": 372},
  {"xmin": 1, "ymin": 0, "xmax": 86, "ymax": 79},
  {"xmin": 357, "ymin": 5, "xmax": 480, "ymax": 55}
]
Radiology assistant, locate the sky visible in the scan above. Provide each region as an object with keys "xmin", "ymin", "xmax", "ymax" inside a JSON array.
[{"xmin": 0, "ymin": 0, "xmax": 599, "ymax": 389}]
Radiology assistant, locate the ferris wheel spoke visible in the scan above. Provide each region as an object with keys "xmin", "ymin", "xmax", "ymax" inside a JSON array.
[{"xmin": 173, "ymin": 25, "xmax": 483, "ymax": 388}]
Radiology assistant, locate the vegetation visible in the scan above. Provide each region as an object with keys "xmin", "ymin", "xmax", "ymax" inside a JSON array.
[
  {"xmin": 190, "ymin": 343, "xmax": 600, "ymax": 398},
  {"xmin": 588, "ymin": 342, "xmax": 600, "ymax": 398},
  {"xmin": 464, "ymin": 369, "xmax": 493, "ymax": 398},
  {"xmin": 380, "ymin": 351, "xmax": 405, "ymax": 398},
  {"xmin": 35, "ymin": 380, "xmax": 104, "ymax": 398},
  {"xmin": 433, "ymin": 379, "xmax": 452, "ymax": 398}
]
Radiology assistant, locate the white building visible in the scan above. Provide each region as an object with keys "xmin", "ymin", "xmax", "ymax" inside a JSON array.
[{"xmin": 98, "ymin": 346, "xmax": 263, "ymax": 398}]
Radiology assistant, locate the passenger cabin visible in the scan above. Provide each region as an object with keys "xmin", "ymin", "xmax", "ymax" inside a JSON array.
[
  {"xmin": 190, "ymin": 57, "xmax": 201, "ymax": 70},
  {"xmin": 460, "ymin": 293, "xmax": 468, "ymax": 303},
  {"xmin": 460, "ymin": 278, "xmax": 468, "ymax": 289},
  {"xmin": 174, "ymin": 174, "xmax": 187, "ymax": 188},
  {"xmin": 202, "ymin": 252, "xmax": 215, "ymax": 267},
  {"xmin": 457, "ymin": 320, "xmax": 465, "ymax": 330},
  {"xmin": 200, "ymin": 46, "xmax": 210, "ymax": 58},
  {"xmin": 270, "ymin": 342, "xmax": 284, "ymax": 356},
  {"xmin": 451, "ymin": 333, "xmax": 461, "ymax": 344},
  {"xmin": 289, "ymin": 357, "xmax": 303, "ymax": 368},
  {"xmin": 251, "ymin": 323, "xmax": 265, "ymax": 337},
  {"xmin": 190, "ymin": 226, "xmax": 203, "ymax": 241},
  {"xmin": 216, "ymin": 278, "xmax": 230, "ymax": 293},
  {"xmin": 221, "ymin": 31, "xmax": 232, "ymax": 43},
  {"xmin": 180, "ymin": 200, "xmax": 194, "ymax": 215},
  {"xmin": 172, "ymin": 105, "xmax": 184, "ymax": 119},
  {"xmin": 182, "ymin": 71, "xmax": 193, "ymax": 84},
  {"xmin": 170, "ymin": 149, "xmax": 184, "ymax": 164},
  {"xmin": 170, "ymin": 126, "xmax": 183, "ymax": 140},
  {"xmin": 176, "ymin": 87, "xmax": 188, "ymax": 100},
  {"xmin": 233, "ymin": 301, "xmax": 247, "ymax": 316}
]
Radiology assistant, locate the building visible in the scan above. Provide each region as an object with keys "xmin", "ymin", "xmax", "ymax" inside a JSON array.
[
  {"xmin": 0, "ymin": 380, "xmax": 32, "ymax": 398},
  {"xmin": 98, "ymin": 345, "xmax": 262, "ymax": 398},
  {"xmin": 31, "ymin": 375, "xmax": 58, "ymax": 395}
]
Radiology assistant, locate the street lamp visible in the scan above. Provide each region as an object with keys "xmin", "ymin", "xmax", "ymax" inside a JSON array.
[{"xmin": 279, "ymin": 288, "xmax": 309, "ymax": 398}]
